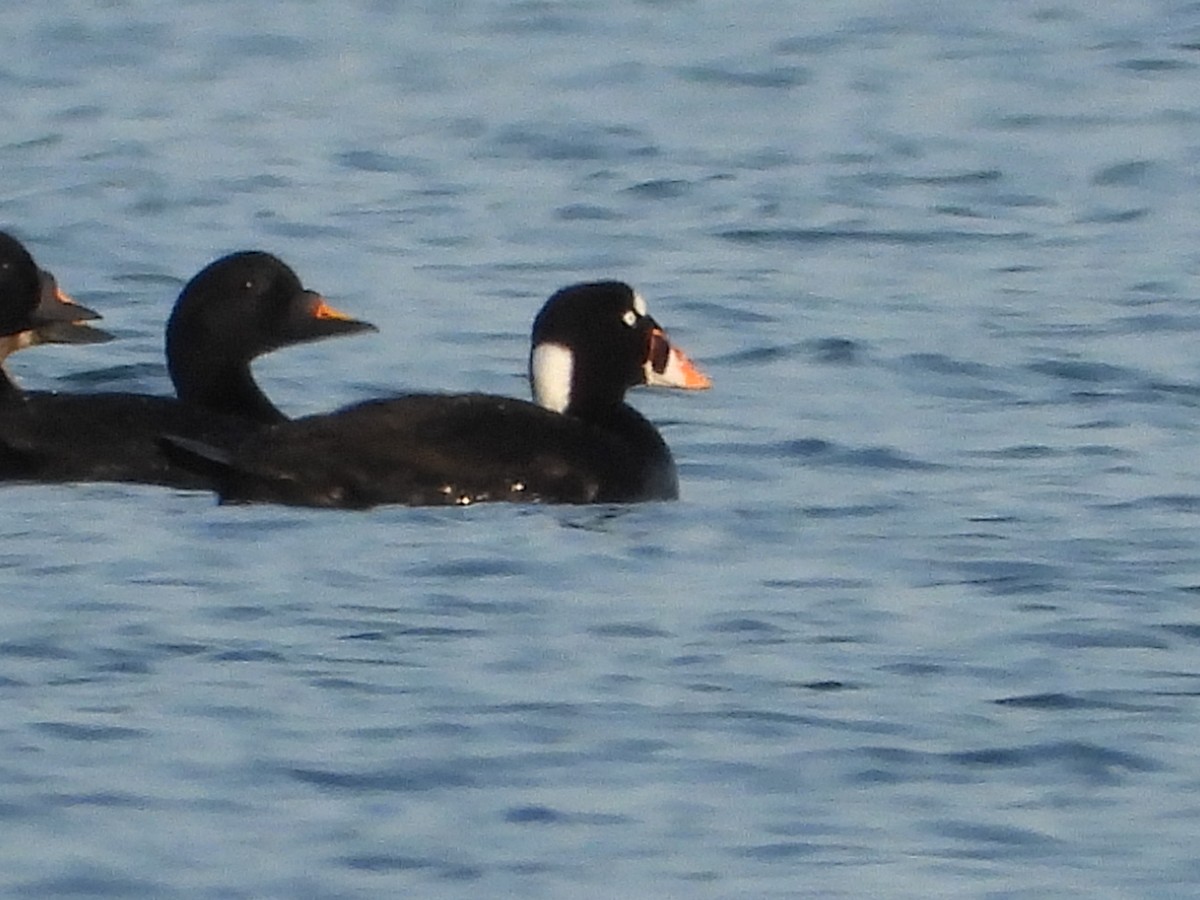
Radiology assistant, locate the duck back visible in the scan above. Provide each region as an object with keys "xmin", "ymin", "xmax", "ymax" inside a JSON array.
[{"xmin": 189, "ymin": 393, "xmax": 680, "ymax": 508}]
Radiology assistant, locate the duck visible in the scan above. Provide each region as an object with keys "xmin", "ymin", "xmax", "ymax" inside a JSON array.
[
  {"xmin": 163, "ymin": 280, "xmax": 710, "ymax": 508},
  {"xmin": 0, "ymin": 250, "xmax": 376, "ymax": 486},
  {"xmin": 0, "ymin": 230, "xmax": 113, "ymax": 397}
]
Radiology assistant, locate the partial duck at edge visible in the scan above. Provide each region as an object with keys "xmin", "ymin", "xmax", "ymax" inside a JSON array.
[{"xmin": 0, "ymin": 230, "xmax": 112, "ymax": 397}]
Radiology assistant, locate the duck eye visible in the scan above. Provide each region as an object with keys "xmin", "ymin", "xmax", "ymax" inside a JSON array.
[{"xmin": 621, "ymin": 310, "xmax": 638, "ymax": 327}]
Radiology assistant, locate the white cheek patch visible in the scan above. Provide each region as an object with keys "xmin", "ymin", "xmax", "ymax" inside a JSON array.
[
  {"xmin": 644, "ymin": 347, "xmax": 683, "ymax": 387},
  {"xmin": 643, "ymin": 343, "xmax": 711, "ymax": 389},
  {"xmin": 531, "ymin": 342, "xmax": 574, "ymax": 413},
  {"xmin": 632, "ymin": 291, "xmax": 648, "ymax": 317}
]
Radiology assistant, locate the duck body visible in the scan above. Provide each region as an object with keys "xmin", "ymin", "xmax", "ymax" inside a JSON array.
[
  {"xmin": 178, "ymin": 391, "xmax": 679, "ymax": 508},
  {"xmin": 166, "ymin": 281, "xmax": 709, "ymax": 509},
  {"xmin": 0, "ymin": 391, "xmax": 258, "ymax": 486},
  {"xmin": 0, "ymin": 250, "xmax": 375, "ymax": 488}
]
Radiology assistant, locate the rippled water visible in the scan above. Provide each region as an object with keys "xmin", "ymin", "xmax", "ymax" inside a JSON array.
[{"xmin": 4, "ymin": 1, "xmax": 1200, "ymax": 897}]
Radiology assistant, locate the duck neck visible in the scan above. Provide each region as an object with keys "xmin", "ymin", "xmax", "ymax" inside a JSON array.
[
  {"xmin": 184, "ymin": 363, "xmax": 286, "ymax": 424},
  {"xmin": 564, "ymin": 393, "xmax": 624, "ymax": 424}
]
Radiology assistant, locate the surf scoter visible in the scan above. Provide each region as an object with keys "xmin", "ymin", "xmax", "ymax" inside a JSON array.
[
  {"xmin": 0, "ymin": 231, "xmax": 112, "ymax": 396},
  {"xmin": 0, "ymin": 251, "xmax": 376, "ymax": 486},
  {"xmin": 164, "ymin": 280, "xmax": 710, "ymax": 508}
]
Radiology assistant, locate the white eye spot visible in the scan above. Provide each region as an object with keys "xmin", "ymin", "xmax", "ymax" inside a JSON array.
[
  {"xmin": 622, "ymin": 310, "xmax": 637, "ymax": 327},
  {"xmin": 632, "ymin": 291, "xmax": 648, "ymax": 316}
]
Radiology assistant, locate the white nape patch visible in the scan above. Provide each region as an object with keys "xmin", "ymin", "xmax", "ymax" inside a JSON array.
[
  {"xmin": 632, "ymin": 291, "xmax": 648, "ymax": 316},
  {"xmin": 531, "ymin": 342, "xmax": 573, "ymax": 413}
]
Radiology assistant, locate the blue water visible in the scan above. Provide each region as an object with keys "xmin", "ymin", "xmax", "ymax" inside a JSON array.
[{"xmin": 3, "ymin": 1, "xmax": 1200, "ymax": 896}]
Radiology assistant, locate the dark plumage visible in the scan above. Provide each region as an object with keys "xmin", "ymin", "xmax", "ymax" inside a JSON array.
[
  {"xmin": 165, "ymin": 281, "xmax": 710, "ymax": 508},
  {"xmin": 0, "ymin": 230, "xmax": 112, "ymax": 397},
  {"xmin": 0, "ymin": 251, "xmax": 375, "ymax": 486}
]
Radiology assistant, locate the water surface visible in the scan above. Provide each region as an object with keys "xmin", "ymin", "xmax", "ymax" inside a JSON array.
[{"xmin": 3, "ymin": 1, "xmax": 1200, "ymax": 897}]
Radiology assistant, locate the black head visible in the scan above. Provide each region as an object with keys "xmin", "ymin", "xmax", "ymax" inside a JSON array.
[
  {"xmin": 166, "ymin": 251, "xmax": 376, "ymax": 420},
  {"xmin": 0, "ymin": 231, "xmax": 44, "ymax": 337},
  {"xmin": 0, "ymin": 230, "xmax": 109, "ymax": 346},
  {"xmin": 528, "ymin": 280, "xmax": 709, "ymax": 415}
]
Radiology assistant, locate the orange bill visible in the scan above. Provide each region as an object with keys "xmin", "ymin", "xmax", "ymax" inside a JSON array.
[
  {"xmin": 296, "ymin": 290, "xmax": 377, "ymax": 339},
  {"xmin": 313, "ymin": 298, "xmax": 359, "ymax": 321},
  {"xmin": 644, "ymin": 327, "xmax": 712, "ymax": 390}
]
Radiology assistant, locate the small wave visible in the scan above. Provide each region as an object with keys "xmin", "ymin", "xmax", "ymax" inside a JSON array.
[
  {"xmin": 952, "ymin": 559, "xmax": 1063, "ymax": 595},
  {"xmin": 1110, "ymin": 314, "xmax": 1200, "ymax": 335},
  {"xmin": 0, "ymin": 639, "xmax": 74, "ymax": 660},
  {"xmin": 717, "ymin": 227, "xmax": 1030, "ymax": 247},
  {"xmin": 856, "ymin": 740, "xmax": 1159, "ymax": 784},
  {"xmin": 338, "ymin": 853, "xmax": 483, "ymax": 881},
  {"xmin": 33, "ymin": 722, "xmax": 146, "ymax": 742},
  {"xmin": 846, "ymin": 169, "xmax": 1003, "ymax": 188},
  {"xmin": 929, "ymin": 820, "xmax": 1066, "ymax": 861},
  {"xmin": 11, "ymin": 868, "xmax": 169, "ymax": 899},
  {"xmin": 334, "ymin": 150, "xmax": 431, "ymax": 175},
  {"xmin": 338, "ymin": 853, "xmax": 436, "ymax": 872},
  {"xmin": 993, "ymin": 692, "xmax": 1160, "ymax": 711},
  {"xmin": 896, "ymin": 353, "xmax": 1016, "ymax": 401},
  {"xmin": 1074, "ymin": 206, "xmax": 1150, "ymax": 224},
  {"xmin": 488, "ymin": 122, "xmax": 658, "ymax": 162},
  {"xmin": 772, "ymin": 34, "xmax": 850, "ymax": 55},
  {"xmin": 1103, "ymin": 494, "xmax": 1200, "ymax": 513},
  {"xmin": 807, "ymin": 337, "xmax": 862, "ymax": 364},
  {"xmin": 1018, "ymin": 629, "xmax": 1169, "ymax": 650},
  {"xmin": 1115, "ymin": 57, "xmax": 1195, "ymax": 72},
  {"xmin": 707, "ymin": 343, "xmax": 810, "ymax": 366},
  {"xmin": 900, "ymin": 352, "xmax": 996, "ymax": 379},
  {"xmin": 408, "ymin": 557, "xmax": 529, "ymax": 578},
  {"xmin": 588, "ymin": 622, "xmax": 671, "ymax": 638},
  {"xmin": 779, "ymin": 439, "xmax": 942, "ymax": 471},
  {"xmin": 1091, "ymin": 159, "xmax": 1158, "ymax": 187},
  {"xmin": 800, "ymin": 503, "xmax": 901, "ymax": 519},
  {"xmin": 1026, "ymin": 359, "xmax": 1138, "ymax": 384},
  {"xmin": 287, "ymin": 763, "xmax": 476, "ymax": 793},
  {"xmin": 736, "ymin": 841, "xmax": 821, "ymax": 861},
  {"xmin": 762, "ymin": 577, "xmax": 872, "ymax": 589},
  {"xmin": 554, "ymin": 203, "xmax": 622, "ymax": 221},
  {"xmin": 968, "ymin": 444, "xmax": 1061, "ymax": 460},
  {"xmin": 706, "ymin": 617, "xmax": 786, "ymax": 636},
  {"xmin": 1159, "ymin": 623, "xmax": 1200, "ymax": 642},
  {"xmin": 622, "ymin": 178, "xmax": 693, "ymax": 200},
  {"xmin": 55, "ymin": 363, "xmax": 165, "ymax": 388},
  {"xmin": 678, "ymin": 64, "xmax": 810, "ymax": 89},
  {"xmin": 946, "ymin": 741, "xmax": 1159, "ymax": 775}
]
